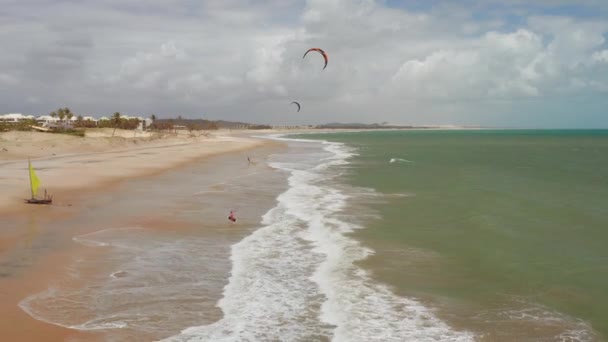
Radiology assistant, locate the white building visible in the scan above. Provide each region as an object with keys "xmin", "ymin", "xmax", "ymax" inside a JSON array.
[
  {"xmin": 136, "ymin": 117, "xmax": 147, "ymax": 130},
  {"xmin": 0, "ymin": 113, "xmax": 29, "ymax": 122},
  {"xmin": 144, "ymin": 118, "xmax": 153, "ymax": 129},
  {"xmin": 36, "ymin": 115, "xmax": 60, "ymax": 127},
  {"xmin": 1, "ymin": 113, "xmax": 153, "ymax": 129}
]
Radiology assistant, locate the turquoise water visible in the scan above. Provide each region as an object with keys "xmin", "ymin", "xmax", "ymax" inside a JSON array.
[{"xmin": 297, "ymin": 130, "xmax": 608, "ymax": 340}]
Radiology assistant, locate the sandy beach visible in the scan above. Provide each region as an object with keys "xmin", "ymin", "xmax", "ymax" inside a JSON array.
[
  {"xmin": 0, "ymin": 129, "xmax": 287, "ymax": 341},
  {"xmin": 0, "ymin": 129, "xmax": 270, "ymax": 213}
]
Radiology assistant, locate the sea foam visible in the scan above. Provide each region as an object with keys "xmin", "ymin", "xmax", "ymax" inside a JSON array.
[
  {"xmin": 163, "ymin": 136, "xmax": 473, "ymax": 341},
  {"xmin": 390, "ymin": 158, "xmax": 413, "ymax": 163}
]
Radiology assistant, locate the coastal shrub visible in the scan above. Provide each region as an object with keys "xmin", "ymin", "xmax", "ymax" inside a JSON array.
[
  {"xmin": 248, "ymin": 124, "xmax": 272, "ymax": 130},
  {"xmin": 16, "ymin": 119, "xmax": 37, "ymax": 131},
  {"xmin": 50, "ymin": 128, "xmax": 85, "ymax": 137},
  {"xmin": 152, "ymin": 121, "xmax": 175, "ymax": 131},
  {"xmin": 97, "ymin": 118, "xmax": 141, "ymax": 130},
  {"xmin": 0, "ymin": 119, "xmax": 37, "ymax": 131},
  {"xmin": 74, "ymin": 119, "xmax": 97, "ymax": 128},
  {"xmin": 152, "ymin": 118, "xmax": 218, "ymax": 130}
]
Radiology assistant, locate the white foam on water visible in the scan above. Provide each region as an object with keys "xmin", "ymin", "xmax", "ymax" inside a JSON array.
[
  {"xmin": 19, "ymin": 286, "xmax": 129, "ymax": 331},
  {"xmin": 20, "ymin": 227, "xmax": 234, "ymax": 337},
  {"xmin": 501, "ymin": 305, "xmax": 597, "ymax": 341},
  {"xmin": 386, "ymin": 192, "xmax": 416, "ymax": 198},
  {"xmin": 163, "ymin": 136, "xmax": 473, "ymax": 342},
  {"xmin": 72, "ymin": 227, "xmax": 145, "ymax": 249},
  {"xmin": 472, "ymin": 301, "xmax": 599, "ymax": 341},
  {"xmin": 390, "ymin": 158, "xmax": 413, "ymax": 163}
]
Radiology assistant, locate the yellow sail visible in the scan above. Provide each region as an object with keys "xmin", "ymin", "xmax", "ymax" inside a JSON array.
[{"xmin": 29, "ymin": 159, "xmax": 41, "ymax": 199}]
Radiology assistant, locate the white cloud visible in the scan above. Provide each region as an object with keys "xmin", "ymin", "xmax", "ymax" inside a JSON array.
[
  {"xmin": 390, "ymin": 29, "xmax": 550, "ymax": 99},
  {"xmin": 592, "ymin": 50, "xmax": 608, "ymax": 63},
  {"xmin": 0, "ymin": 73, "xmax": 18, "ymax": 85},
  {"xmin": 0, "ymin": 0, "xmax": 607, "ymax": 126}
]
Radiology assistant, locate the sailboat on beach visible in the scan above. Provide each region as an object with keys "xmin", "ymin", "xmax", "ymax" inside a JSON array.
[{"xmin": 25, "ymin": 159, "xmax": 52, "ymax": 204}]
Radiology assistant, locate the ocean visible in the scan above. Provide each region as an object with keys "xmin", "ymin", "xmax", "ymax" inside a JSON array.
[
  {"xmin": 17, "ymin": 130, "xmax": 608, "ymax": 341},
  {"xmin": 284, "ymin": 129, "xmax": 608, "ymax": 341}
]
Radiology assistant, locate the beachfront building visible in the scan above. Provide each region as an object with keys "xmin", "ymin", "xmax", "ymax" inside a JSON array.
[
  {"xmin": 120, "ymin": 115, "xmax": 148, "ymax": 130},
  {"xmin": 82, "ymin": 116, "xmax": 98, "ymax": 123},
  {"xmin": 137, "ymin": 117, "xmax": 147, "ymax": 130},
  {"xmin": 0, "ymin": 113, "xmax": 29, "ymax": 122},
  {"xmin": 80, "ymin": 116, "xmax": 99, "ymax": 127},
  {"xmin": 272, "ymin": 125, "xmax": 314, "ymax": 129},
  {"xmin": 36, "ymin": 115, "xmax": 79, "ymax": 129},
  {"xmin": 2, "ymin": 113, "xmax": 158, "ymax": 130},
  {"xmin": 36, "ymin": 115, "xmax": 60, "ymax": 128}
]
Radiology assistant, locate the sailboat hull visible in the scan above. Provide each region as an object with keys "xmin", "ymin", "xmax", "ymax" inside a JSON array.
[{"xmin": 25, "ymin": 199, "xmax": 52, "ymax": 204}]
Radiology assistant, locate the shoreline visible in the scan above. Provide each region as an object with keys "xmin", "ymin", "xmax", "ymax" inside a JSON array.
[
  {"xmin": 0, "ymin": 131, "xmax": 276, "ymax": 216},
  {"xmin": 0, "ymin": 136, "xmax": 288, "ymax": 341}
]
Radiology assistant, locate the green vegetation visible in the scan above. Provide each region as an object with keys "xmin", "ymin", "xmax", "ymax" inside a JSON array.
[
  {"xmin": 49, "ymin": 128, "xmax": 85, "ymax": 137},
  {"xmin": 74, "ymin": 115, "xmax": 97, "ymax": 128},
  {"xmin": 247, "ymin": 124, "xmax": 272, "ymax": 130},
  {"xmin": 1, "ymin": 107, "xmax": 265, "ymax": 135},
  {"xmin": 152, "ymin": 118, "xmax": 218, "ymax": 130},
  {"xmin": 111, "ymin": 112, "xmax": 122, "ymax": 137},
  {"xmin": 0, "ymin": 119, "xmax": 37, "ymax": 131}
]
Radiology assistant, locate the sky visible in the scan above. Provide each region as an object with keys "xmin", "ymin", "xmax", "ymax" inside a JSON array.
[{"xmin": 1, "ymin": 0, "xmax": 607, "ymax": 127}]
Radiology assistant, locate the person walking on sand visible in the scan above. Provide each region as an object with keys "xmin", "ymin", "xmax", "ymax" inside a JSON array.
[{"xmin": 228, "ymin": 210, "xmax": 237, "ymax": 223}]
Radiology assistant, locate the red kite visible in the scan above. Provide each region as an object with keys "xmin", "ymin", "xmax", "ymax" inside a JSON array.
[{"xmin": 303, "ymin": 48, "xmax": 328, "ymax": 70}]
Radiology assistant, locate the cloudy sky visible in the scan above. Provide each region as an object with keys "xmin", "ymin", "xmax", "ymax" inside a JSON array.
[{"xmin": 1, "ymin": 0, "xmax": 607, "ymax": 127}]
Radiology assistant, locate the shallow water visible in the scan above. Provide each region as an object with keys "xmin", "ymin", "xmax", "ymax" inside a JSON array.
[{"xmin": 16, "ymin": 146, "xmax": 287, "ymax": 341}]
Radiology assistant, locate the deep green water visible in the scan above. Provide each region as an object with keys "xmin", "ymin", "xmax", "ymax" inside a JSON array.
[{"xmin": 298, "ymin": 130, "xmax": 608, "ymax": 340}]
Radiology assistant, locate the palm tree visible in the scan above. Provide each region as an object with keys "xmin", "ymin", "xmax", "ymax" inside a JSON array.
[
  {"xmin": 65, "ymin": 108, "xmax": 73, "ymax": 121},
  {"xmin": 58, "ymin": 110, "xmax": 66, "ymax": 126},
  {"xmin": 111, "ymin": 112, "xmax": 121, "ymax": 137},
  {"xmin": 150, "ymin": 114, "xmax": 157, "ymax": 131},
  {"xmin": 48, "ymin": 110, "xmax": 59, "ymax": 129},
  {"xmin": 133, "ymin": 118, "xmax": 140, "ymax": 137}
]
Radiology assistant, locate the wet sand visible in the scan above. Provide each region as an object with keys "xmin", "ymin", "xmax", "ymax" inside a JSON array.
[{"xmin": 0, "ymin": 140, "xmax": 287, "ymax": 341}]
